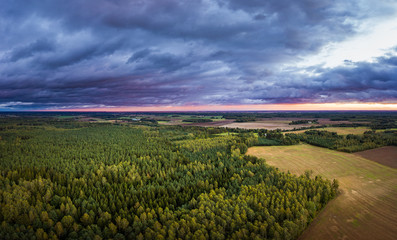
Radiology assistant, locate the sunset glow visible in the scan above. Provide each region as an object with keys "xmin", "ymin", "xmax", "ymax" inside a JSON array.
[{"xmin": 44, "ymin": 102, "xmax": 397, "ymax": 112}]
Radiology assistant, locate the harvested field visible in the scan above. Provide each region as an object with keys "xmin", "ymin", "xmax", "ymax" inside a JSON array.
[
  {"xmin": 286, "ymin": 127, "xmax": 371, "ymax": 135},
  {"xmin": 220, "ymin": 119, "xmax": 313, "ymax": 130},
  {"xmin": 159, "ymin": 119, "xmax": 235, "ymax": 127},
  {"xmin": 247, "ymin": 144, "xmax": 397, "ymax": 240},
  {"xmin": 354, "ymin": 146, "xmax": 397, "ymax": 168},
  {"xmin": 160, "ymin": 117, "xmax": 368, "ymax": 130}
]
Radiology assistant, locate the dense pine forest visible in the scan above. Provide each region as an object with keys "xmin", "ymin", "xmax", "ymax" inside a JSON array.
[{"xmin": 0, "ymin": 116, "xmax": 338, "ymax": 240}]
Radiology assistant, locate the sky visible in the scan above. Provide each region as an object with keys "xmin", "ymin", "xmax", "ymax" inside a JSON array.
[{"xmin": 1, "ymin": 0, "xmax": 397, "ymax": 111}]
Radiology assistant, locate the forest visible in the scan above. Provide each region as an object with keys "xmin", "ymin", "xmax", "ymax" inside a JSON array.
[
  {"xmin": 295, "ymin": 130, "xmax": 397, "ymax": 152},
  {"xmin": 288, "ymin": 120, "xmax": 318, "ymax": 125},
  {"xmin": 0, "ymin": 115, "xmax": 339, "ymax": 240}
]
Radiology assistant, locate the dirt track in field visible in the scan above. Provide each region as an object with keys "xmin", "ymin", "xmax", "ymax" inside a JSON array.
[
  {"xmin": 247, "ymin": 144, "xmax": 397, "ymax": 240},
  {"xmin": 354, "ymin": 146, "xmax": 397, "ymax": 169}
]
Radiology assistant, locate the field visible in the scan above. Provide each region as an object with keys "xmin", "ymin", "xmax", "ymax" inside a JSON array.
[
  {"xmin": 159, "ymin": 117, "xmax": 370, "ymax": 130},
  {"xmin": 354, "ymin": 146, "xmax": 397, "ymax": 168},
  {"xmin": 219, "ymin": 119, "xmax": 302, "ymax": 130},
  {"xmin": 286, "ymin": 127, "xmax": 371, "ymax": 135},
  {"xmin": 158, "ymin": 119, "xmax": 235, "ymax": 127},
  {"xmin": 160, "ymin": 118, "xmax": 321, "ymax": 129},
  {"xmin": 379, "ymin": 128, "xmax": 397, "ymax": 132},
  {"xmin": 247, "ymin": 144, "xmax": 397, "ymax": 240}
]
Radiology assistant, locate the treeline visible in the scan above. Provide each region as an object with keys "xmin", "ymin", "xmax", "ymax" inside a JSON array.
[
  {"xmin": 289, "ymin": 120, "xmax": 318, "ymax": 125},
  {"xmin": 182, "ymin": 119, "xmax": 213, "ymax": 123},
  {"xmin": 0, "ymin": 119, "xmax": 337, "ymax": 239},
  {"xmin": 234, "ymin": 117, "xmax": 256, "ymax": 122},
  {"xmin": 296, "ymin": 130, "xmax": 397, "ymax": 152},
  {"xmin": 253, "ymin": 128, "xmax": 397, "ymax": 153},
  {"xmin": 370, "ymin": 119, "xmax": 397, "ymax": 130},
  {"xmin": 222, "ymin": 114, "xmax": 256, "ymax": 122},
  {"xmin": 256, "ymin": 130, "xmax": 300, "ymax": 146}
]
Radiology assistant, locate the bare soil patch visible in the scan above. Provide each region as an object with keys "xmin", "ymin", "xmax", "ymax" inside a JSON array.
[{"xmin": 354, "ymin": 146, "xmax": 397, "ymax": 169}]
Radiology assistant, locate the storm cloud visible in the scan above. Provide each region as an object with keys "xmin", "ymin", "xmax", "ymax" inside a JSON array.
[{"xmin": 0, "ymin": 0, "xmax": 396, "ymax": 110}]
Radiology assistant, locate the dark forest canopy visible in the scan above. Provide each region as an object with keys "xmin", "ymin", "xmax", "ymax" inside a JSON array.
[{"xmin": 0, "ymin": 115, "xmax": 341, "ymax": 240}]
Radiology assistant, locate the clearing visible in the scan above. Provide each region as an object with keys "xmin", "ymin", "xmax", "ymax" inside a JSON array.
[
  {"xmin": 247, "ymin": 144, "xmax": 397, "ymax": 240},
  {"xmin": 354, "ymin": 146, "xmax": 397, "ymax": 169}
]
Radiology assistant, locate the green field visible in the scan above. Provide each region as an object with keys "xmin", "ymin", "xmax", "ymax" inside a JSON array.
[
  {"xmin": 214, "ymin": 132, "xmax": 238, "ymax": 136},
  {"xmin": 378, "ymin": 128, "xmax": 397, "ymax": 132},
  {"xmin": 211, "ymin": 117, "xmax": 226, "ymax": 121},
  {"xmin": 247, "ymin": 144, "xmax": 397, "ymax": 240},
  {"xmin": 157, "ymin": 120, "xmax": 170, "ymax": 124}
]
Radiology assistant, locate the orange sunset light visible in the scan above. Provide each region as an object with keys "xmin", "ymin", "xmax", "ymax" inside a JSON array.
[{"xmin": 47, "ymin": 102, "xmax": 397, "ymax": 112}]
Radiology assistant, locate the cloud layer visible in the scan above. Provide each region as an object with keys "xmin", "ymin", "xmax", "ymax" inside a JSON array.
[{"xmin": 0, "ymin": 0, "xmax": 396, "ymax": 110}]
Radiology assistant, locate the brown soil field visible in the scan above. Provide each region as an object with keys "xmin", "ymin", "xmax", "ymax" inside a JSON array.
[
  {"xmin": 354, "ymin": 146, "xmax": 397, "ymax": 168},
  {"xmin": 247, "ymin": 144, "xmax": 397, "ymax": 240}
]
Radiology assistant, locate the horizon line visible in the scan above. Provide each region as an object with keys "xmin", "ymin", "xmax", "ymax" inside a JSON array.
[{"xmin": 2, "ymin": 102, "xmax": 397, "ymax": 112}]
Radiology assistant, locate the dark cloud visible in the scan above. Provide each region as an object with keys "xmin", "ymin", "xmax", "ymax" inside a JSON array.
[
  {"xmin": 127, "ymin": 49, "xmax": 193, "ymax": 73},
  {"xmin": 127, "ymin": 49, "xmax": 152, "ymax": 63},
  {"xmin": 0, "ymin": 0, "xmax": 396, "ymax": 110},
  {"xmin": 8, "ymin": 38, "xmax": 55, "ymax": 62},
  {"xmin": 236, "ymin": 53, "xmax": 397, "ymax": 104}
]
